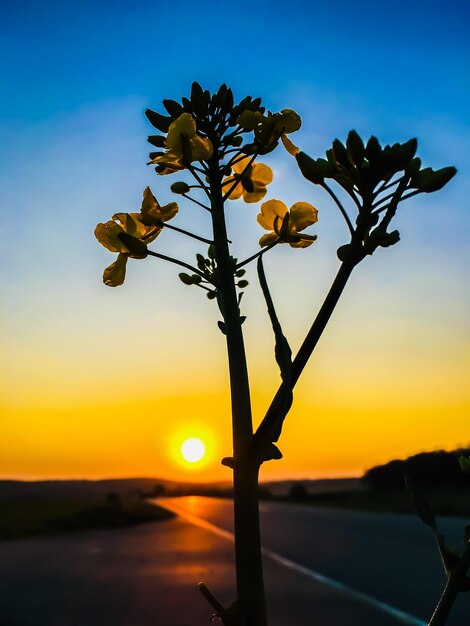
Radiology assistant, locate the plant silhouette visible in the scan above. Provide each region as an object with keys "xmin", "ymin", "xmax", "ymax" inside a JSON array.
[{"xmin": 94, "ymin": 83, "xmax": 460, "ymax": 626}]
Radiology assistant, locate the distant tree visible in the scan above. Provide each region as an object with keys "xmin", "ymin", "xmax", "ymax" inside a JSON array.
[
  {"xmin": 363, "ymin": 448, "xmax": 470, "ymax": 490},
  {"xmin": 105, "ymin": 492, "xmax": 121, "ymax": 507},
  {"xmin": 289, "ymin": 482, "xmax": 308, "ymax": 500}
]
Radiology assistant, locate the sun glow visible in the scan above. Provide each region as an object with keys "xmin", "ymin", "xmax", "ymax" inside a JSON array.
[{"xmin": 180, "ymin": 437, "xmax": 206, "ymax": 463}]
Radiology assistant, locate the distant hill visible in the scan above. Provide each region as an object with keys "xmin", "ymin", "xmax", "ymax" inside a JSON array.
[{"xmin": 0, "ymin": 477, "xmax": 361, "ymax": 502}]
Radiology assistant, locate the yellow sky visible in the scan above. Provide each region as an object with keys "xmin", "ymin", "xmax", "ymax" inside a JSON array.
[{"xmin": 2, "ymin": 248, "xmax": 468, "ymax": 481}]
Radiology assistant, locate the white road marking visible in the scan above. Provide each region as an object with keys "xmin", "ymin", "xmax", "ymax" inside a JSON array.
[{"xmin": 159, "ymin": 499, "xmax": 427, "ymax": 626}]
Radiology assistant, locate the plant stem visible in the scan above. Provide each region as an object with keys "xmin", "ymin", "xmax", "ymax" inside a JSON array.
[
  {"xmin": 254, "ymin": 259, "xmax": 356, "ymax": 448},
  {"xmin": 428, "ymin": 578, "xmax": 460, "ymax": 626},
  {"xmin": 236, "ymin": 241, "xmax": 278, "ymax": 269},
  {"xmin": 208, "ymin": 156, "xmax": 267, "ymax": 626},
  {"xmin": 428, "ymin": 546, "xmax": 470, "ymax": 626},
  {"xmin": 163, "ymin": 222, "xmax": 213, "ymax": 245},
  {"xmin": 146, "ymin": 250, "xmax": 211, "ymax": 283}
]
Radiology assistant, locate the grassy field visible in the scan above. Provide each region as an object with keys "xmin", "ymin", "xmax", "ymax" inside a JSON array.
[
  {"xmin": 279, "ymin": 487, "xmax": 470, "ymax": 518},
  {"xmin": 0, "ymin": 497, "xmax": 175, "ymax": 540}
]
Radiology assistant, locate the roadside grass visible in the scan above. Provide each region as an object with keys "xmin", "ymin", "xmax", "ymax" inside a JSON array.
[
  {"xmin": 0, "ymin": 497, "xmax": 175, "ymax": 540},
  {"xmin": 278, "ymin": 487, "xmax": 470, "ymax": 518}
]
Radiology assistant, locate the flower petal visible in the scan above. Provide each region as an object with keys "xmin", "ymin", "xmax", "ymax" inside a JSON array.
[
  {"xmin": 237, "ymin": 110, "xmax": 265, "ymax": 130},
  {"xmin": 251, "ymin": 162, "xmax": 273, "ymax": 185},
  {"xmin": 257, "ymin": 199, "xmax": 288, "ymax": 230},
  {"xmin": 103, "ymin": 253, "xmax": 128, "ymax": 287},
  {"xmin": 141, "ymin": 186, "xmax": 158, "ymax": 213},
  {"xmin": 224, "ymin": 177, "xmax": 244, "ymax": 200},
  {"xmin": 281, "ymin": 133, "xmax": 300, "ymax": 156},
  {"xmin": 231, "ymin": 156, "xmax": 252, "ymax": 175},
  {"xmin": 190, "ymin": 135, "xmax": 213, "ymax": 160},
  {"xmin": 277, "ymin": 109, "xmax": 301, "ymax": 133},
  {"xmin": 289, "ymin": 202, "xmax": 318, "ymax": 232},
  {"xmin": 259, "ymin": 232, "xmax": 280, "ymax": 247},
  {"xmin": 166, "ymin": 113, "xmax": 196, "ymax": 151},
  {"xmin": 243, "ymin": 186, "xmax": 268, "ymax": 203},
  {"xmin": 94, "ymin": 221, "xmax": 127, "ymax": 253},
  {"xmin": 160, "ymin": 202, "xmax": 179, "ymax": 222},
  {"xmin": 289, "ymin": 235, "xmax": 317, "ymax": 249}
]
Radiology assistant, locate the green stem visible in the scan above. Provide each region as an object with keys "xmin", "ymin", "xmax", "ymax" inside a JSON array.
[{"xmin": 208, "ymin": 156, "xmax": 267, "ymax": 626}]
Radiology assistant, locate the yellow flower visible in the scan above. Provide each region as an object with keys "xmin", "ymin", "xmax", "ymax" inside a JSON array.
[
  {"xmin": 149, "ymin": 113, "xmax": 213, "ymax": 173},
  {"xmin": 237, "ymin": 108, "xmax": 301, "ymax": 150},
  {"xmin": 95, "ymin": 200, "xmax": 165, "ymax": 287},
  {"xmin": 94, "ymin": 212, "xmax": 161, "ymax": 254},
  {"xmin": 140, "ymin": 187, "xmax": 178, "ymax": 226},
  {"xmin": 257, "ymin": 199, "xmax": 318, "ymax": 248},
  {"xmin": 224, "ymin": 156, "xmax": 273, "ymax": 203}
]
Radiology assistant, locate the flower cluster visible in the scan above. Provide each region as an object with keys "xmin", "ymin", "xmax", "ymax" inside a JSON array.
[
  {"xmin": 296, "ymin": 131, "xmax": 457, "ymax": 263},
  {"xmin": 95, "ymin": 84, "xmax": 320, "ymax": 290},
  {"xmin": 148, "ymin": 112, "xmax": 213, "ymax": 174}
]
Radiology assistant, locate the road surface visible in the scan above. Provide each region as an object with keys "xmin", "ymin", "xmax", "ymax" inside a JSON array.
[
  {"xmin": 0, "ymin": 496, "xmax": 467, "ymax": 625},
  {"xmin": 157, "ymin": 496, "xmax": 469, "ymax": 626}
]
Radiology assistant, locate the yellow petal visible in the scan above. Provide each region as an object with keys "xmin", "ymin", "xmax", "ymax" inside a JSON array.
[
  {"xmin": 277, "ymin": 109, "xmax": 301, "ymax": 133},
  {"xmin": 94, "ymin": 221, "xmax": 127, "ymax": 253},
  {"xmin": 257, "ymin": 199, "xmax": 288, "ymax": 230},
  {"xmin": 289, "ymin": 202, "xmax": 318, "ymax": 232},
  {"xmin": 141, "ymin": 186, "xmax": 158, "ymax": 213},
  {"xmin": 224, "ymin": 177, "xmax": 244, "ymax": 200},
  {"xmin": 289, "ymin": 235, "xmax": 317, "ymax": 249},
  {"xmin": 190, "ymin": 135, "xmax": 213, "ymax": 160},
  {"xmin": 103, "ymin": 253, "xmax": 128, "ymax": 287},
  {"xmin": 259, "ymin": 232, "xmax": 280, "ymax": 247},
  {"xmin": 251, "ymin": 162, "xmax": 273, "ymax": 185},
  {"xmin": 160, "ymin": 202, "xmax": 179, "ymax": 222},
  {"xmin": 231, "ymin": 156, "xmax": 252, "ymax": 175},
  {"xmin": 243, "ymin": 186, "xmax": 268, "ymax": 203},
  {"xmin": 152, "ymin": 150, "xmax": 185, "ymax": 171},
  {"xmin": 115, "ymin": 212, "xmax": 161, "ymax": 244},
  {"xmin": 281, "ymin": 133, "xmax": 300, "ymax": 156},
  {"xmin": 237, "ymin": 110, "xmax": 264, "ymax": 130},
  {"xmin": 166, "ymin": 113, "xmax": 196, "ymax": 151}
]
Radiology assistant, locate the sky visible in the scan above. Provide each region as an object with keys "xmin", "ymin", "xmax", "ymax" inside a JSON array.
[{"xmin": 1, "ymin": 0, "xmax": 469, "ymax": 482}]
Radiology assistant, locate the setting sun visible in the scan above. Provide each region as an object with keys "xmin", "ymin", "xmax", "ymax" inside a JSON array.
[{"xmin": 180, "ymin": 437, "xmax": 206, "ymax": 463}]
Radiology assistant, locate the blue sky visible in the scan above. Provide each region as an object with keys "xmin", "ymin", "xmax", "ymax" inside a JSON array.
[{"xmin": 1, "ymin": 0, "xmax": 469, "ymax": 479}]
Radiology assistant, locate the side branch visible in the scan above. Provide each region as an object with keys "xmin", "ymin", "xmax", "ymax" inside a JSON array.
[
  {"xmin": 146, "ymin": 250, "xmax": 215, "ymax": 284},
  {"xmin": 253, "ymin": 259, "xmax": 356, "ymax": 449}
]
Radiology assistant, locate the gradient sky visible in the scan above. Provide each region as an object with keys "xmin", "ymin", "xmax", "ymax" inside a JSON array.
[{"xmin": 1, "ymin": 0, "xmax": 469, "ymax": 482}]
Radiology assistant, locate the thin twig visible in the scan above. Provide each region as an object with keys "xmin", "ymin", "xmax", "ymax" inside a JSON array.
[
  {"xmin": 236, "ymin": 241, "xmax": 278, "ymax": 269},
  {"xmin": 164, "ymin": 222, "xmax": 213, "ymax": 245},
  {"xmin": 146, "ymin": 250, "xmax": 213, "ymax": 283},
  {"xmin": 321, "ymin": 182, "xmax": 355, "ymax": 235},
  {"xmin": 181, "ymin": 193, "xmax": 211, "ymax": 212}
]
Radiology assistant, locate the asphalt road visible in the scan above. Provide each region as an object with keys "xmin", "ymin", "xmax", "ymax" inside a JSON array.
[
  {"xmin": 158, "ymin": 496, "xmax": 469, "ymax": 626},
  {"xmin": 0, "ymin": 497, "xmax": 468, "ymax": 625}
]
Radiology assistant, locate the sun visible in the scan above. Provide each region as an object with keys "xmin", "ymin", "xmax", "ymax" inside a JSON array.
[{"xmin": 180, "ymin": 437, "xmax": 206, "ymax": 463}]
